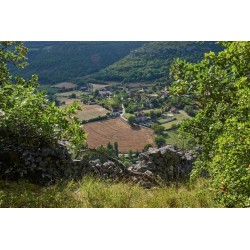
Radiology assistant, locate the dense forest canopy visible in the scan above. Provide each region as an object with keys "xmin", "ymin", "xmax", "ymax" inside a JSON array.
[
  {"xmin": 91, "ymin": 41, "xmax": 223, "ymax": 83},
  {"xmin": 10, "ymin": 41, "xmax": 146, "ymax": 84},
  {"xmin": 10, "ymin": 41, "xmax": 223, "ymax": 85}
]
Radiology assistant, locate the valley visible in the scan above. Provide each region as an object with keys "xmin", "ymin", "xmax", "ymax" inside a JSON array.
[{"xmin": 50, "ymin": 79, "xmax": 193, "ymax": 153}]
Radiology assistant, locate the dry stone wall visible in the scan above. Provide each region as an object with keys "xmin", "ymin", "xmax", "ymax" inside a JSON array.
[{"xmin": 0, "ymin": 137, "xmax": 196, "ymax": 186}]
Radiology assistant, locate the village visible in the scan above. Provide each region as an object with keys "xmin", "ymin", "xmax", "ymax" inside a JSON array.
[{"xmin": 48, "ymin": 81, "xmax": 193, "ymax": 152}]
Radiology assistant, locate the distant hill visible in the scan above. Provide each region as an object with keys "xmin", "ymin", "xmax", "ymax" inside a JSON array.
[
  {"xmin": 11, "ymin": 41, "xmax": 223, "ymax": 85},
  {"xmin": 11, "ymin": 41, "xmax": 146, "ymax": 84},
  {"xmin": 90, "ymin": 41, "xmax": 223, "ymax": 84}
]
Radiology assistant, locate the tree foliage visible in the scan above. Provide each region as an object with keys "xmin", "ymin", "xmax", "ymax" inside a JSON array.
[
  {"xmin": 93, "ymin": 42, "xmax": 222, "ymax": 83},
  {"xmin": 11, "ymin": 41, "xmax": 145, "ymax": 84},
  {"xmin": 0, "ymin": 42, "xmax": 86, "ymax": 151},
  {"xmin": 170, "ymin": 42, "xmax": 250, "ymax": 207},
  {"xmin": 155, "ymin": 135, "xmax": 166, "ymax": 148}
]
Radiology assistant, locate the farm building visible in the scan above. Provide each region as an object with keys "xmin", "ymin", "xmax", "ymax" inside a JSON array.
[
  {"xmin": 169, "ymin": 107, "xmax": 180, "ymax": 114},
  {"xmin": 99, "ymin": 91, "xmax": 113, "ymax": 98},
  {"xmin": 135, "ymin": 112, "xmax": 147, "ymax": 123}
]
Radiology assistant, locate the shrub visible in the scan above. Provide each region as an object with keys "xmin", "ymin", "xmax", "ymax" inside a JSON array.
[
  {"xmin": 0, "ymin": 42, "xmax": 86, "ymax": 183},
  {"xmin": 170, "ymin": 42, "xmax": 250, "ymax": 207}
]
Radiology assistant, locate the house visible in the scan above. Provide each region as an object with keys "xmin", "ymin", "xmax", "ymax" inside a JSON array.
[
  {"xmin": 80, "ymin": 86, "xmax": 88, "ymax": 92},
  {"xmin": 147, "ymin": 93, "xmax": 158, "ymax": 99},
  {"xmin": 146, "ymin": 98, "xmax": 154, "ymax": 109},
  {"xmin": 135, "ymin": 111, "xmax": 147, "ymax": 123},
  {"xmin": 110, "ymin": 109, "xmax": 121, "ymax": 117},
  {"xmin": 137, "ymin": 88, "xmax": 145, "ymax": 94},
  {"xmin": 89, "ymin": 100, "xmax": 97, "ymax": 105},
  {"xmin": 99, "ymin": 91, "xmax": 113, "ymax": 98},
  {"xmin": 116, "ymin": 86, "xmax": 125, "ymax": 91},
  {"xmin": 169, "ymin": 107, "xmax": 179, "ymax": 114}
]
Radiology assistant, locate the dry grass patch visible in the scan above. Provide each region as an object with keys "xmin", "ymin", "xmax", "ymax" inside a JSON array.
[{"xmin": 52, "ymin": 82, "xmax": 77, "ymax": 89}]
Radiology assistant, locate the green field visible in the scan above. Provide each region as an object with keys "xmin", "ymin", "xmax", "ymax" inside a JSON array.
[
  {"xmin": 123, "ymin": 113, "xmax": 133, "ymax": 119},
  {"xmin": 55, "ymin": 91, "xmax": 83, "ymax": 98},
  {"xmin": 162, "ymin": 111, "xmax": 191, "ymax": 129},
  {"xmin": 143, "ymin": 108, "xmax": 161, "ymax": 114},
  {"xmin": 164, "ymin": 130, "xmax": 180, "ymax": 145},
  {"xmin": 39, "ymin": 85, "xmax": 58, "ymax": 95}
]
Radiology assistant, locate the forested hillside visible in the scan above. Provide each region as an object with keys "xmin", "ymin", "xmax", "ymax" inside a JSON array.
[
  {"xmin": 10, "ymin": 41, "xmax": 223, "ymax": 85},
  {"xmin": 91, "ymin": 41, "xmax": 222, "ymax": 83},
  {"xmin": 11, "ymin": 41, "xmax": 146, "ymax": 84}
]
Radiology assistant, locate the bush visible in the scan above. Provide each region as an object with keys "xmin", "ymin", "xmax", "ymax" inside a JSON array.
[
  {"xmin": 0, "ymin": 42, "xmax": 86, "ymax": 183},
  {"xmin": 170, "ymin": 41, "xmax": 250, "ymax": 207},
  {"xmin": 155, "ymin": 135, "xmax": 166, "ymax": 148}
]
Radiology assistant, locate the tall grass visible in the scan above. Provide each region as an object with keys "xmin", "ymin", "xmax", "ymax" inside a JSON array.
[{"xmin": 0, "ymin": 177, "xmax": 216, "ymax": 208}]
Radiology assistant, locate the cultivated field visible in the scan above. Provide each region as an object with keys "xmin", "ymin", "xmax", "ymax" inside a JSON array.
[
  {"xmin": 91, "ymin": 84, "xmax": 110, "ymax": 92},
  {"xmin": 127, "ymin": 82, "xmax": 152, "ymax": 88},
  {"xmin": 58, "ymin": 98, "xmax": 109, "ymax": 121},
  {"xmin": 79, "ymin": 104, "xmax": 109, "ymax": 121},
  {"xmin": 83, "ymin": 118, "xmax": 156, "ymax": 152},
  {"xmin": 52, "ymin": 82, "xmax": 77, "ymax": 89}
]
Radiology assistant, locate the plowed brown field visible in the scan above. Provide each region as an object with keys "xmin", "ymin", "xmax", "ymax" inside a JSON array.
[{"xmin": 83, "ymin": 118, "xmax": 156, "ymax": 153}]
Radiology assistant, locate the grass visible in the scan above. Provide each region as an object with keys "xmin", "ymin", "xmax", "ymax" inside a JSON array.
[
  {"xmin": 123, "ymin": 113, "xmax": 133, "ymax": 119},
  {"xmin": 0, "ymin": 177, "xmax": 216, "ymax": 208},
  {"xmin": 162, "ymin": 110, "xmax": 191, "ymax": 129},
  {"xmin": 55, "ymin": 91, "xmax": 83, "ymax": 98},
  {"xmin": 164, "ymin": 130, "xmax": 180, "ymax": 145},
  {"xmin": 39, "ymin": 85, "xmax": 59, "ymax": 95},
  {"xmin": 143, "ymin": 108, "xmax": 161, "ymax": 114}
]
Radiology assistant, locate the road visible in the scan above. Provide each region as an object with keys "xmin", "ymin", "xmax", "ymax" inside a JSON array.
[{"xmin": 120, "ymin": 104, "xmax": 127, "ymax": 121}]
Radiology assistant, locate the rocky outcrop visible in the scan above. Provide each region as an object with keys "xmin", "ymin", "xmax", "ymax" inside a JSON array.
[{"xmin": 129, "ymin": 145, "xmax": 196, "ymax": 184}]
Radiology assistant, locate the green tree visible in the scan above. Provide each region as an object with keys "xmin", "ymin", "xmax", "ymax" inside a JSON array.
[
  {"xmin": 151, "ymin": 124, "xmax": 165, "ymax": 134},
  {"xmin": 170, "ymin": 41, "xmax": 250, "ymax": 207},
  {"xmin": 114, "ymin": 141, "xmax": 119, "ymax": 156},
  {"xmin": 128, "ymin": 150, "xmax": 133, "ymax": 159},
  {"xmin": 184, "ymin": 105, "xmax": 196, "ymax": 117},
  {"xmin": 107, "ymin": 142, "xmax": 114, "ymax": 151},
  {"xmin": 128, "ymin": 115, "xmax": 136, "ymax": 125},
  {"xmin": 155, "ymin": 135, "xmax": 166, "ymax": 148},
  {"xmin": 94, "ymin": 90, "xmax": 99, "ymax": 97},
  {"xmin": 151, "ymin": 98, "xmax": 159, "ymax": 108},
  {"xmin": 0, "ymin": 42, "xmax": 86, "ymax": 152},
  {"xmin": 149, "ymin": 111, "xmax": 157, "ymax": 121}
]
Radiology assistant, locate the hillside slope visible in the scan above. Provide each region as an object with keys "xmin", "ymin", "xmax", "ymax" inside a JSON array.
[
  {"xmin": 11, "ymin": 41, "xmax": 146, "ymax": 84},
  {"xmin": 90, "ymin": 41, "xmax": 223, "ymax": 83}
]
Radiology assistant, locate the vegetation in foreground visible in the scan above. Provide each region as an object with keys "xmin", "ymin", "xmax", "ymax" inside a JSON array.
[{"xmin": 0, "ymin": 177, "xmax": 215, "ymax": 208}]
